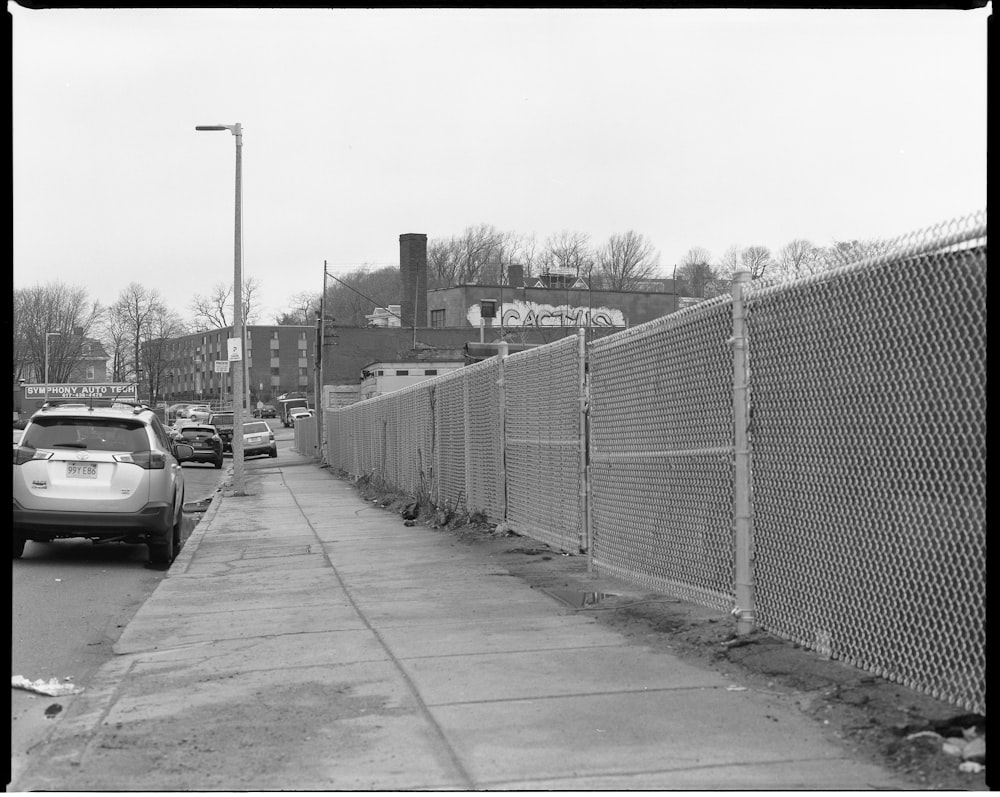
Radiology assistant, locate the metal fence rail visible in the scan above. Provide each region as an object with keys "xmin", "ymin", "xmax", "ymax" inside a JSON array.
[
  {"xmin": 744, "ymin": 214, "xmax": 987, "ymax": 713},
  {"xmin": 587, "ymin": 298, "xmax": 737, "ymax": 612},
  {"xmin": 323, "ymin": 210, "xmax": 985, "ymax": 714}
]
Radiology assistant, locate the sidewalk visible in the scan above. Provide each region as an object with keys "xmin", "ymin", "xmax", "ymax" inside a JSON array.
[{"xmin": 13, "ymin": 449, "xmax": 913, "ymax": 791}]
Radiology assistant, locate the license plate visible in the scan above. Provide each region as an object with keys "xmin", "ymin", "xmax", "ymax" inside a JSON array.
[{"xmin": 67, "ymin": 462, "xmax": 98, "ymax": 479}]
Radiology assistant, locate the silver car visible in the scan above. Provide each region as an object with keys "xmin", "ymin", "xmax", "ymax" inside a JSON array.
[
  {"xmin": 12, "ymin": 402, "xmax": 195, "ymax": 564},
  {"xmin": 241, "ymin": 421, "xmax": 277, "ymax": 459}
]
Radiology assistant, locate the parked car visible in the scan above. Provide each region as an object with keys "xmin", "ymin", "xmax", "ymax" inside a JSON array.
[
  {"xmin": 241, "ymin": 420, "xmax": 277, "ymax": 459},
  {"xmin": 187, "ymin": 405, "xmax": 213, "ymax": 423},
  {"xmin": 255, "ymin": 404, "xmax": 278, "ymax": 419},
  {"xmin": 167, "ymin": 403, "xmax": 195, "ymax": 422},
  {"xmin": 175, "ymin": 423, "xmax": 224, "ymax": 469},
  {"xmin": 12, "ymin": 402, "xmax": 195, "ymax": 564},
  {"xmin": 287, "ymin": 408, "xmax": 315, "ymax": 428},
  {"xmin": 207, "ymin": 411, "xmax": 236, "ymax": 453}
]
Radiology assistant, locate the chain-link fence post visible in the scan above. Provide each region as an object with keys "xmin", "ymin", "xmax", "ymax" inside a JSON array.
[
  {"xmin": 496, "ymin": 341, "xmax": 509, "ymax": 533},
  {"xmin": 731, "ymin": 268, "xmax": 756, "ymax": 635},
  {"xmin": 462, "ymin": 373, "xmax": 471, "ymax": 509},
  {"xmin": 577, "ymin": 328, "xmax": 591, "ymax": 562}
]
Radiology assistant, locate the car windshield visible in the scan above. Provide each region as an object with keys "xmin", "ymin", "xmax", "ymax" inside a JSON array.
[
  {"xmin": 243, "ymin": 422, "xmax": 269, "ymax": 434},
  {"xmin": 22, "ymin": 418, "xmax": 150, "ymax": 452}
]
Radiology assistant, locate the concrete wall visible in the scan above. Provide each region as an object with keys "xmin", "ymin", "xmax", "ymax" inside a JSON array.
[
  {"xmin": 427, "ymin": 284, "xmax": 678, "ymax": 329},
  {"xmin": 321, "ymin": 326, "xmax": 617, "ymax": 387}
]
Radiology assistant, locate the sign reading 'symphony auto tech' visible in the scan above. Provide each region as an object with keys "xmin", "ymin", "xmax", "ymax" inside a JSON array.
[{"xmin": 22, "ymin": 383, "xmax": 137, "ymax": 400}]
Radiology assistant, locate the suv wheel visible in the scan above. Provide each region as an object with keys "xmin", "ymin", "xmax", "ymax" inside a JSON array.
[
  {"xmin": 214, "ymin": 456, "xmax": 224, "ymax": 469},
  {"xmin": 269, "ymin": 445, "xmax": 277, "ymax": 458},
  {"xmin": 13, "ymin": 532, "xmax": 26, "ymax": 559},
  {"xmin": 149, "ymin": 510, "xmax": 181, "ymax": 566}
]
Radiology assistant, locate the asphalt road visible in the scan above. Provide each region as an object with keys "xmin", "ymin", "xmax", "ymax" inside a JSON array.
[{"xmin": 9, "ymin": 460, "xmax": 226, "ymax": 787}]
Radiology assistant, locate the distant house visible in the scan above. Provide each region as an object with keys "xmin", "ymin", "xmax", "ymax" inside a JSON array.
[
  {"xmin": 365, "ymin": 305, "xmax": 402, "ymax": 328},
  {"xmin": 68, "ymin": 338, "xmax": 110, "ymax": 383}
]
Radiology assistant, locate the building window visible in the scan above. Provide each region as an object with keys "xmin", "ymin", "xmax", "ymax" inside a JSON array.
[
  {"xmin": 396, "ymin": 370, "xmax": 409, "ymax": 376},
  {"xmin": 85, "ymin": 366, "xmax": 95, "ymax": 381},
  {"xmin": 431, "ymin": 309, "xmax": 446, "ymax": 328},
  {"xmin": 424, "ymin": 370, "xmax": 437, "ymax": 376}
]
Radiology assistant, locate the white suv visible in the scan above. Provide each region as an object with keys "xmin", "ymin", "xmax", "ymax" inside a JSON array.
[{"xmin": 12, "ymin": 402, "xmax": 196, "ymax": 565}]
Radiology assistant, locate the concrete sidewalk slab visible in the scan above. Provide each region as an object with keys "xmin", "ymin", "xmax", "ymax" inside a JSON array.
[
  {"xmin": 374, "ymin": 614, "xmax": 629, "ymax": 657},
  {"xmin": 12, "ymin": 456, "xmax": 914, "ymax": 791}
]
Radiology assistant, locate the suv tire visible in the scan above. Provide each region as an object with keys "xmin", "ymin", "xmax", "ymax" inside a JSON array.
[
  {"xmin": 13, "ymin": 533, "xmax": 26, "ymax": 559},
  {"xmin": 214, "ymin": 456, "xmax": 224, "ymax": 469},
  {"xmin": 149, "ymin": 504, "xmax": 182, "ymax": 565}
]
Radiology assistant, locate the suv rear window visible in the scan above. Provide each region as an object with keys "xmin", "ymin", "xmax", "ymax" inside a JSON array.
[
  {"xmin": 210, "ymin": 414, "xmax": 235, "ymax": 426},
  {"xmin": 180, "ymin": 428, "xmax": 218, "ymax": 442},
  {"xmin": 22, "ymin": 418, "xmax": 150, "ymax": 452}
]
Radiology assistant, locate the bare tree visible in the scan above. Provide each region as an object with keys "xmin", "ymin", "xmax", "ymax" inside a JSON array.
[
  {"xmin": 140, "ymin": 308, "xmax": 189, "ymax": 404},
  {"xmin": 13, "ymin": 283, "xmax": 104, "ymax": 384},
  {"xmin": 427, "ymin": 224, "xmax": 513, "ymax": 288},
  {"xmin": 506, "ymin": 233, "xmax": 539, "ymax": 280},
  {"xmin": 719, "ymin": 244, "xmax": 774, "ymax": 281},
  {"xmin": 325, "ymin": 266, "xmax": 401, "ymax": 327},
  {"xmin": 820, "ymin": 238, "xmax": 894, "ymax": 269},
  {"xmin": 676, "ymin": 247, "xmax": 719, "ymax": 298},
  {"xmin": 189, "ymin": 277, "xmax": 263, "ymax": 331},
  {"xmin": 775, "ymin": 239, "xmax": 823, "ymax": 279},
  {"xmin": 428, "ymin": 238, "xmax": 461, "ymax": 289},
  {"xmin": 107, "ymin": 283, "xmax": 165, "ymax": 382},
  {"xmin": 540, "ymin": 230, "xmax": 594, "ymax": 278},
  {"xmin": 594, "ymin": 230, "xmax": 660, "ymax": 291},
  {"xmin": 275, "ymin": 291, "xmax": 320, "ymax": 325}
]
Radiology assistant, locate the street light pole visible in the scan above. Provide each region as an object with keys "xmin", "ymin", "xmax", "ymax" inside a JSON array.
[
  {"xmin": 44, "ymin": 331, "xmax": 61, "ymax": 405},
  {"xmin": 196, "ymin": 122, "xmax": 246, "ymax": 495},
  {"xmin": 314, "ymin": 261, "xmax": 327, "ymax": 463}
]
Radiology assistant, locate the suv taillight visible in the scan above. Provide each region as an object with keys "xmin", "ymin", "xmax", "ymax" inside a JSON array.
[
  {"xmin": 13, "ymin": 447, "xmax": 52, "ymax": 466},
  {"xmin": 115, "ymin": 451, "xmax": 166, "ymax": 470}
]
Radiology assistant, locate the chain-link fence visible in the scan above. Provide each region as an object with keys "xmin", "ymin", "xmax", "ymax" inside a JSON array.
[
  {"xmin": 587, "ymin": 299, "xmax": 737, "ymax": 612},
  {"xmin": 323, "ymin": 210, "xmax": 985, "ymax": 714},
  {"xmin": 504, "ymin": 334, "xmax": 585, "ymax": 552},
  {"xmin": 744, "ymin": 213, "xmax": 986, "ymax": 713}
]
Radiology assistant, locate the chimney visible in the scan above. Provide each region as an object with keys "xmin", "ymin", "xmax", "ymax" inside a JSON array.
[
  {"xmin": 507, "ymin": 263, "xmax": 524, "ymax": 289},
  {"xmin": 399, "ymin": 233, "xmax": 428, "ymax": 328}
]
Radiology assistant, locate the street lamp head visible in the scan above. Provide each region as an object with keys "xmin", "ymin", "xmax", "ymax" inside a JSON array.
[{"xmin": 196, "ymin": 123, "xmax": 241, "ymax": 136}]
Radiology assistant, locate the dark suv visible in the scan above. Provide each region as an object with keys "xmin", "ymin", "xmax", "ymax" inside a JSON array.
[
  {"xmin": 12, "ymin": 402, "xmax": 195, "ymax": 564},
  {"xmin": 207, "ymin": 411, "xmax": 236, "ymax": 453}
]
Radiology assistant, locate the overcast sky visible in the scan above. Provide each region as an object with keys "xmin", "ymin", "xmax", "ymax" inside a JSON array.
[{"xmin": 11, "ymin": 6, "xmax": 988, "ymax": 324}]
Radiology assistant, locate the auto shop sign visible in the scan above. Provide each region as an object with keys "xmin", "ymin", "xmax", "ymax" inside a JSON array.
[{"xmin": 23, "ymin": 383, "xmax": 137, "ymax": 400}]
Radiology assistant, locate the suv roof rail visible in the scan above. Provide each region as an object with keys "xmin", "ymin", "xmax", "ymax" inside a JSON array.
[{"xmin": 38, "ymin": 398, "xmax": 152, "ymax": 414}]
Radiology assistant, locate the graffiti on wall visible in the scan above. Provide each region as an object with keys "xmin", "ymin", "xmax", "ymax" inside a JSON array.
[{"xmin": 466, "ymin": 300, "xmax": 626, "ymax": 328}]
